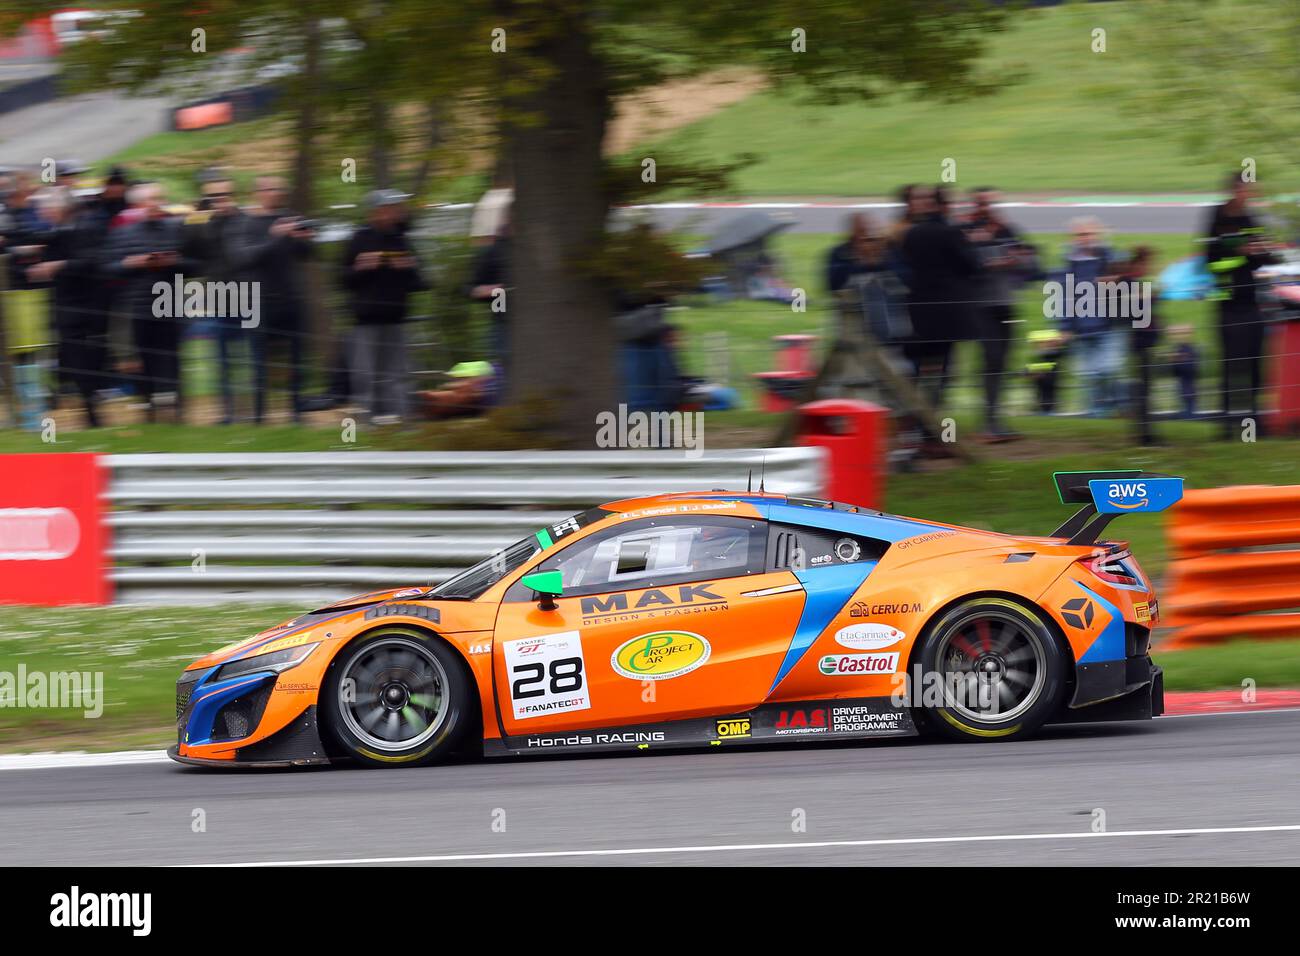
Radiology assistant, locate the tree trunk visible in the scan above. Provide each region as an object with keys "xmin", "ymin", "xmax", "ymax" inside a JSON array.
[
  {"xmin": 291, "ymin": 15, "xmax": 321, "ymax": 215},
  {"xmin": 505, "ymin": 6, "xmax": 616, "ymax": 446}
]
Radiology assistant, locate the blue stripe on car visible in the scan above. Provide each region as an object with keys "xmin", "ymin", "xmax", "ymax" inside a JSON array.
[
  {"xmin": 1075, "ymin": 582, "xmax": 1127, "ymax": 663},
  {"xmin": 769, "ymin": 560, "xmax": 878, "ymax": 691}
]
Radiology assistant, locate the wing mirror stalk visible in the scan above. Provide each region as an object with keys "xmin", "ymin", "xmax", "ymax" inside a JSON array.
[{"xmin": 520, "ymin": 570, "xmax": 564, "ymax": 611}]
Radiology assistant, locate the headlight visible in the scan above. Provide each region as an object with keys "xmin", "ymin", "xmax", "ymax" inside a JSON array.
[{"xmin": 215, "ymin": 642, "xmax": 319, "ymax": 682}]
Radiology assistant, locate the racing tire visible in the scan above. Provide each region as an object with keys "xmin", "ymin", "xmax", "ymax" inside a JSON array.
[
  {"xmin": 322, "ymin": 627, "xmax": 473, "ymax": 768},
  {"xmin": 913, "ymin": 597, "xmax": 1067, "ymax": 742}
]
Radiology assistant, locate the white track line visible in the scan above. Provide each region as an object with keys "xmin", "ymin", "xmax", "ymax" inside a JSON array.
[
  {"xmin": 191, "ymin": 823, "xmax": 1300, "ymax": 867},
  {"xmin": 1, "ymin": 706, "xmax": 1296, "ymax": 771},
  {"xmin": 0, "ymin": 749, "xmax": 170, "ymax": 771}
]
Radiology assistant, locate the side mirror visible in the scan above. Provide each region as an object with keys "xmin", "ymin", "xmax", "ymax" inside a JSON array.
[{"xmin": 520, "ymin": 570, "xmax": 563, "ymax": 611}]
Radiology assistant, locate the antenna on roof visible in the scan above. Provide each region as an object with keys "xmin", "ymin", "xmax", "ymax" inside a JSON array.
[
  {"xmin": 759, "ymin": 455, "xmax": 767, "ymax": 494},
  {"xmin": 747, "ymin": 469, "xmax": 753, "ymax": 493}
]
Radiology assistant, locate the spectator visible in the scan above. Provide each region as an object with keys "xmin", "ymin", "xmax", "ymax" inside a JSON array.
[
  {"xmin": 468, "ymin": 212, "xmax": 512, "ymax": 378},
  {"xmin": 1205, "ymin": 173, "xmax": 1279, "ymax": 438},
  {"xmin": 105, "ymin": 182, "xmax": 196, "ymax": 420},
  {"xmin": 186, "ymin": 177, "xmax": 248, "ymax": 424},
  {"xmin": 470, "ymin": 169, "xmax": 513, "ymax": 247},
  {"xmin": 340, "ymin": 189, "xmax": 427, "ymax": 424},
  {"xmin": 1167, "ymin": 324, "xmax": 1200, "ymax": 420},
  {"xmin": 963, "ymin": 187, "xmax": 1037, "ymax": 441},
  {"xmin": 900, "ymin": 186, "xmax": 982, "ymax": 407},
  {"xmin": 1120, "ymin": 245, "xmax": 1162, "ymax": 445},
  {"xmin": 1060, "ymin": 216, "xmax": 1123, "ymax": 416},
  {"xmin": 27, "ymin": 187, "xmax": 111, "ymax": 427},
  {"xmin": 229, "ymin": 175, "xmax": 315, "ymax": 424},
  {"xmin": 827, "ymin": 212, "xmax": 892, "ymax": 293}
]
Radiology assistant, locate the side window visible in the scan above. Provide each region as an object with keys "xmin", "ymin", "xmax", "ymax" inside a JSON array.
[
  {"xmin": 507, "ymin": 516, "xmax": 766, "ymax": 600},
  {"xmin": 767, "ymin": 523, "xmax": 884, "ymax": 572}
]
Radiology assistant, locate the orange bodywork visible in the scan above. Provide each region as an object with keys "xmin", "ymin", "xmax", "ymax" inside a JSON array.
[{"xmin": 173, "ymin": 491, "xmax": 1161, "ymax": 765}]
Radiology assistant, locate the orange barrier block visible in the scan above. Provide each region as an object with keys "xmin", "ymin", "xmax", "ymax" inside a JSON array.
[{"xmin": 1163, "ymin": 485, "xmax": 1300, "ymax": 648}]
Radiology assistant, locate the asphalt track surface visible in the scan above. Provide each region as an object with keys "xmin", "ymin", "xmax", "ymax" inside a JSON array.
[
  {"xmin": 0, "ymin": 91, "xmax": 171, "ymax": 168},
  {"xmin": 2, "ymin": 709, "xmax": 1297, "ymax": 866}
]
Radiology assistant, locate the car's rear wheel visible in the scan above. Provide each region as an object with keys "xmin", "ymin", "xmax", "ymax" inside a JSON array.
[
  {"xmin": 323, "ymin": 627, "xmax": 472, "ymax": 767},
  {"xmin": 914, "ymin": 597, "xmax": 1067, "ymax": 742}
]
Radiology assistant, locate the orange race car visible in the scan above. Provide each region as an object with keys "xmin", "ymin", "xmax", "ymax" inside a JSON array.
[{"xmin": 168, "ymin": 470, "xmax": 1182, "ymax": 769}]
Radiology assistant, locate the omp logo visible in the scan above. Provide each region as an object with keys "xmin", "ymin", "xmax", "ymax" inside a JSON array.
[
  {"xmin": 835, "ymin": 623, "xmax": 904, "ymax": 650},
  {"xmin": 611, "ymin": 631, "xmax": 711, "ymax": 680},
  {"xmin": 0, "ymin": 508, "xmax": 79, "ymax": 560},
  {"xmin": 716, "ymin": 717, "xmax": 751, "ymax": 738},
  {"xmin": 50, "ymin": 886, "xmax": 151, "ymax": 936},
  {"xmin": 581, "ymin": 584, "xmax": 726, "ymax": 618},
  {"xmin": 1105, "ymin": 481, "xmax": 1148, "ymax": 509}
]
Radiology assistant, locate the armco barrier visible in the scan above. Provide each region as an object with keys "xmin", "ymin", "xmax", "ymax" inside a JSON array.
[
  {"xmin": 1163, "ymin": 485, "xmax": 1300, "ymax": 648},
  {"xmin": 103, "ymin": 448, "xmax": 826, "ymax": 604}
]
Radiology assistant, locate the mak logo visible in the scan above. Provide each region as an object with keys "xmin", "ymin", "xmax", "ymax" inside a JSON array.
[
  {"xmin": 611, "ymin": 631, "xmax": 711, "ymax": 680},
  {"xmin": 835, "ymin": 623, "xmax": 904, "ymax": 650},
  {"xmin": 581, "ymin": 584, "xmax": 726, "ymax": 618},
  {"xmin": 818, "ymin": 653, "xmax": 899, "ymax": 676}
]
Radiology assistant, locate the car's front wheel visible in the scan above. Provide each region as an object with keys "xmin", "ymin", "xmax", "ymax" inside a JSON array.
[
  {"xmin": 322, "ymin": 627, "xmax": 473, "ymax": 767},
  {"xmin": 914, "ymin": 597, "xmax": 1067, "ymax": 742}
]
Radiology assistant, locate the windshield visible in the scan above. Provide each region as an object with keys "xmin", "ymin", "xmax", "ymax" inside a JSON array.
[
  {"xmin": 430, "ymin": 536, "xmax": 540, "ymax": 600},
  {"xmin": 429, "ymin": 507, "xmax": 613, "ymax": 600}
]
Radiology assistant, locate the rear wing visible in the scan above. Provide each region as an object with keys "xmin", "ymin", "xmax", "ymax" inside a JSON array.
[{"xmin": 1050, "ymin": 471, "xmax": 1184, "ymax": 546}]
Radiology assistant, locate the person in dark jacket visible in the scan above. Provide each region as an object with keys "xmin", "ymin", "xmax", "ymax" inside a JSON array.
[
  {"xmin": 339, "ymin": 189, "xmax": 427, "ymax": 423},
  {"xmin": 900, "ymin": 186, "xmax": 982, "ymax": 408},
  {"xmin": 104, "ymin": 182, "xmax": 197, "ymax": 420},
  {"xmin": 1120, "ymin": 245, "xmax": 1162, "ymax": 446},
  {"xmin": 186, "ymin": 177, "xmax": 248, "ymax": 424},
  {"xmin": 1204, "ymin": 173, "xmax": 1280, "ymax": 438},
  {"xmin": 468, "ymin": 215, "xmax": 511, "ymax": 375},
  {"xmin": 27, "ymin": 188, "xmax": 110, "ymax": 427},
  {"xmin": 962, "ymin": 187, "xmax": 1036, "ymax": 441},
  {"xmin": 228, "ymin": 175, "xmax": 315, "ymax": 423}
]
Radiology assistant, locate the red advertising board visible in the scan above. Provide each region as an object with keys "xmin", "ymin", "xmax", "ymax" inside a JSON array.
[{"xmin": 0, "ymin": 453, "xmax": 110, "ymax": 605}]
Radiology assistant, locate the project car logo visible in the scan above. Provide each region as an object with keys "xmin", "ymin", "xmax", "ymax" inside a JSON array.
[
  {"xmin": 835, "ymin": 623, "xmax": 904, "ymax": 650},
  {"xmin": 818, "ymin": 653, "xmax": 900, "ymax": 676},
  {"xmin": 611, "ymin": 631, "xmax": 711, "ymax": 680},
  {"xmin": 0, "ymin": 507, "xmax": 80, "ymax": 560}
]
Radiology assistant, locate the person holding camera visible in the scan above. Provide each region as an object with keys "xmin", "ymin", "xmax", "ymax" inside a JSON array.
[
  {"xmin": 340, "ymin": 189, "xmax": 427, "ymax": 425},
  {"xmin": 963, "ymin": 187, "xmax": 1037, "ymax": 442},
  {"xmin": 229, "ymin": 175, "xmax": 316, "ymax": 423},
  {"xmin": 1205, "ymin": 174, "xmax": 1280, "ymax": 438},
  {"xmin": 105, "ymin": 182, "xmax": 196, "ymax": 421}
]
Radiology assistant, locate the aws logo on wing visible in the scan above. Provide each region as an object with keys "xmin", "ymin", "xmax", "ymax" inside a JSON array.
[
  {"xmin": 1105, "ymin": 481, "xmax": 1149, "ymax": 510},
  {"xmin": 1088, "ymin": 477, "xmax": 1183, "ymax": 514}
]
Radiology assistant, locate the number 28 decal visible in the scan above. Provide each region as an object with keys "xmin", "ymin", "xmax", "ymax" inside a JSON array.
[{"xmin": 502, "ymin": 632, "xmax": 592, "ymax": 720}]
